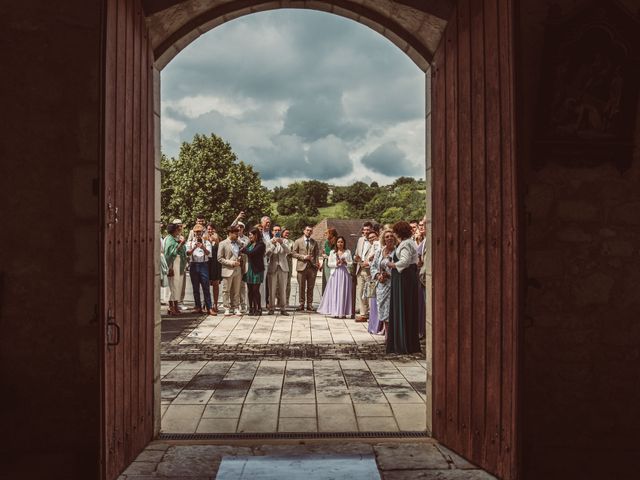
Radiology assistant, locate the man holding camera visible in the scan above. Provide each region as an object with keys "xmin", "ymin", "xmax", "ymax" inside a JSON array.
[{"xmin": 186, "ymin": 224, "xmax": 215, "ymax": 315}]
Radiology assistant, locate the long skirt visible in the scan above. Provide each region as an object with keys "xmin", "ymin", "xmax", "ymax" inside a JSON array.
[
  {"xmin": 168, "ymin": 256, "xmax": 184, "ymax": 302},
  {"xmin": 317, "ymin": 265, "xmax": 353, "ymax": 317},
  {"xmin": 387, "ymin": 264, "xmax": 421, "ymax": 354},
  {"xmin": 367, "ymin": 296, "xmax": 383, "ymax": 334}
]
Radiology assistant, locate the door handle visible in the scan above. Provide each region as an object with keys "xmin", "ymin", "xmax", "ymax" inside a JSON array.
[{"xmin": 107, "ymin": 308, "xmax": 120, "ymax": 346}]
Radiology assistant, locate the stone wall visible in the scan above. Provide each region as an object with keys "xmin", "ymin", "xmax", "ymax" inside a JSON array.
[
  {"xmin": 519, "ymin": 0, "xmax": 640, "ymax": 477},
  {"xmin": 0, "ymin": 1, "xmax": 103, "ymax": 478}
]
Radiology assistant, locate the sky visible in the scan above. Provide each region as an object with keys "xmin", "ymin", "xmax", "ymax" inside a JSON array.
[{"xmin": 161, "ymin": 9, "xmax": 426, "ymax": 188}]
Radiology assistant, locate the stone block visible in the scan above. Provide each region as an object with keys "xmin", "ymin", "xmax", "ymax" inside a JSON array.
[
  {"xmin": 601, "ymin": 240, "xmax": 634, "ymax": 256},
  {"xmin": 374, "ymin": 443, "xmax": 449, "ymax": 470},
  {"xmin": 611, "ymin": 201, "xmax": 640, "ymax": 226}
]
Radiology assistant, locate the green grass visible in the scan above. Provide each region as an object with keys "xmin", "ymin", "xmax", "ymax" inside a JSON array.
[{"xmin": 318, "ymin": 201, "xmax": 349, "ymax": 218}]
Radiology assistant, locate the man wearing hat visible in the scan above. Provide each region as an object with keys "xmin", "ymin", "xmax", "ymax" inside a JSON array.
[{"xmin": 186, "ymin": 224, "xmax": 215, "ymax": 315}]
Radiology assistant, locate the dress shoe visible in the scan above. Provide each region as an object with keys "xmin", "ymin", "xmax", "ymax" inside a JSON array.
[
  {"xmin": 355, "ymin": 315, "xmax": 368, "ymax": 322},
  {"xmin": 208, "ymin": 308, "xmax": 217, "ymax": 316},
  {"xmin": 296, "ymin": 305, "xmax": 305, "ymax": 311},
  {"xmin": 280, "ymin": 310, "xmax": 289, "ymax": 316}
]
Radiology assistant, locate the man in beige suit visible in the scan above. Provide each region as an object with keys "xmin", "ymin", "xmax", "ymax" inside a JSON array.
[
  {"xmin": 354, "ymin": 221, "xmax": 374, "ymax": 322},
  {"xmin": 291, "ymin": 225, "xmax": 320, "ymax": 311},
  {"xmin": 266, "ymin": 224, "xmax": 290, "ymax": 315},
  {"xmin": 217, "ymin": 225, "xmax": 243, "ymax": 315}
]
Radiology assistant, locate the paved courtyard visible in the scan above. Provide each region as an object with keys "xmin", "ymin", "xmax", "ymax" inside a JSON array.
[{"xmin": 161, "ymin": 274, "xmax": 427, "ymax": 435}]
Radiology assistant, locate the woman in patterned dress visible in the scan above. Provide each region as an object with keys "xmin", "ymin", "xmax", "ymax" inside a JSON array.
[{"xmin": 370, "ymin": 229, "xmax": 396, "ymax": 336}]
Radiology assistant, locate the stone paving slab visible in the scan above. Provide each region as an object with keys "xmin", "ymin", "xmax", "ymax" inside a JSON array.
[
  {"xmin": 161, "ymin": 358, "xmax": 427, "ymax": 434},
  {"xmin": 118, "ymin": 441, "xmax": 496, "ymax": 479}
]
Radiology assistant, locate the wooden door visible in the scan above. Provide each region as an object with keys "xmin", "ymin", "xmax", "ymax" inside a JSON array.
[
  {"xmin": 431, "ymin": 0, "xmax": 519, "ymax": 478},
  {"xmin": 102, "ymin": 0, "xmax": 156, "ymax": 478}
]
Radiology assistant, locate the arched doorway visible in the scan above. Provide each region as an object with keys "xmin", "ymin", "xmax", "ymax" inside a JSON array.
[{"xmin": 101, "ymin": 1, "xmax": 519, "ymax": 479}]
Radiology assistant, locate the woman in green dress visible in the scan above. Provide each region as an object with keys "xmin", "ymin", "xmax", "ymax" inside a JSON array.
[
  {"xmin": 241, "ymin": 227, "xmax": 266, "ymax": 315},
  {"xmin": 321, "ymin": 228, "xmax": 338, "ymax": 295},
  {"xmin": 386, "ymin": 221, "xmax": 421, "ymax": 354}
]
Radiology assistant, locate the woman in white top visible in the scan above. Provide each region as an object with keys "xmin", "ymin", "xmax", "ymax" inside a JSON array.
[
  {"xmin": 317, "ymin": 236, "xmax": 353, "ymax": 318},
  {"xmin": 386, "ymin": 221, "xmax": 421, "ymax": 354}
]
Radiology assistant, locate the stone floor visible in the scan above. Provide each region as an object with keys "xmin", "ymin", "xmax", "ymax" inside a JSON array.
[
  {"xmin": 118, "ymin": 440, "xmax": 497, "ymax": 479},
  {"xmin": 162, "ymin": 274, "xmax": 427, "ymax": 435},
  {"xmin": 161, "ymin": 358, "xmax": 427, "ymax": 434}
]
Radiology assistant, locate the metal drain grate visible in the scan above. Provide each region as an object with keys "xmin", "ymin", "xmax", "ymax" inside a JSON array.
[{"xmin": 159, "ymin": 431, "xmax": 429, "ymax": 441}]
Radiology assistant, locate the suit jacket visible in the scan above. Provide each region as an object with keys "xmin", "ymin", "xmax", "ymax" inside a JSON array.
[
  {"xmin": 217, "ymin": 238, "xmax": 242, "ymax": 278},
  {"xmin": 292, "ymin": 236, "xmax": 320, "ymax": 272},
  {"xmin": 266, "ymin": 238, "xmax": 291, "ymax": 273},
  {"xmin": 354, "ymin": 236, "xmax": 374, "ymax": 274}
]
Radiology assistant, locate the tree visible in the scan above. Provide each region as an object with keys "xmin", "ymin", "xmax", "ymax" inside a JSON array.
[
  {"xmin": 275, "ymin": 180, "xmax": 329, "ymax": 217},
  {"xmin": 161, "ymin": 133, "xmax": 271, "ymax": 229}
]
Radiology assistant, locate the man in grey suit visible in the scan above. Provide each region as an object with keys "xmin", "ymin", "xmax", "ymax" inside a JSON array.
[
  {"xmin": 217, "ymin": 225, "xmax": 243, "ymax": 315},
  {"xmin": 266, "ymin": 224, "xmax": 290, "ymax": 315},
  {"xmin": 354, "ymin": 221, "xmax": 374, "ymax": 322},
  {"xmin": 291, "ymin": 225, "xmax": 320, "ymax": 311}
]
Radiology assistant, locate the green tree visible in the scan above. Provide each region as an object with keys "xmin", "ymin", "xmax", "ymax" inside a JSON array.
[
  {"xmin": 161, "ymin": 133, "xmax": 271, "ymax": 229},
  {"xmin": 275, "ymin": 180, "xmax": 329, "ymax": 217}
]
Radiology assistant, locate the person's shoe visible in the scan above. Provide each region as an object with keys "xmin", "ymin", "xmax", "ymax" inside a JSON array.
[
  {"xmin": 224, "ymin": 309, "xmax": 235, "ymax": 316},
  {"xmin": 280, "ymin": 310, "xmax": 289, "ymax": 316},
  {"xmin": 191, "ymin": 307, "xmax": 203, "ymax": 313},
  {"xmin": 208, "ymin": 308, "xmax": 217, "ymax": 316},
  {"xmin": 267, "ymin": 310, "xmax": 274, "ymax": 315},
  {"xmin": 355, "ymin": 315, "xmax": 368, "ymax": 322},
  {"xmin": 306, "ymin": 306, "xmax": 316, "ymax": 312},
  {"xmin": 296, "ymin": 305, "xmax": 305, "ymax": 311}
]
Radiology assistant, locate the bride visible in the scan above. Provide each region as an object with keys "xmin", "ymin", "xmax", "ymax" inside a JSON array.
[{"xmin": 317, "ymin": 236, "xmax": 353, "ymax": 318}]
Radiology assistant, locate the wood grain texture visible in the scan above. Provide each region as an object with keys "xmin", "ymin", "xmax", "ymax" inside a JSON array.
[
  {"xmin": 431, "ymin": 0, "xmax": 518, "ymax": 477},
  {"xmin": 102, "ymin": 1, "xmax": 155, "ymax": 478}
]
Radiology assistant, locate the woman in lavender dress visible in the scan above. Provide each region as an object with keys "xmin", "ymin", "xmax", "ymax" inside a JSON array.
[
  {"xmin": 317, "ymin": 236, "xmax": 353, "ymax": 318},
  {"xmin": 370, "ymin": 229, "xmax": 396, "ymax": 336}
]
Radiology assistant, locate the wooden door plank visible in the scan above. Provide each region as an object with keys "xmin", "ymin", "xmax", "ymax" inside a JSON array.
[
  {"xmin": 114, "ymin": 0, "xmax": 128, "ymax": 473},
  {"xmin": 103, "ymin": 0, "xmax": 118, "ymax": 477},
  {"xmin": 131, "ymin": 0, "xmax": 142, "ymax": 454},
  {"xmin": 146, "ymin": 45, "xmax": 156, "ymax": 439},
  {"xmin": 431, "ymin": 43, "xmax": 447, "ymax": 440},
  {"xmin": 456, "ymin": 0, "xmax": 474, "ymax": 457},
  {"xmin": 497, "ymin": 0, "xmax": 517, "ymax": 476},
  {"xmin": 469, "ymin": 0, "xmax": 488, "ymax": 467},
  {"xmin": 444, "ymin": 11, "xmax": 461, "ymax": 453},
  {"xmin": 122, "ymin": 0, "xmax": 135, "ymax": 463},
  {"xmin": 482, "ymin": 0, "xmax": 503, "ymax": 470}
]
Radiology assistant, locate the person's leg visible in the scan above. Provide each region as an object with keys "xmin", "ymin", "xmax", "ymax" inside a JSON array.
[
  {"xmin": 297, "ymin": 270, "xmax": 306, "ymax": 310},
  {"xmin": 277, "ymin": 269, "xmax": 287, "ymax": 312},
  {"xmin": 222, "ymin": 276, "xmax": 231, "ymax": 312},
  {"xmin": 255, "ymin": 283, "xmax": 262, "ymax": 313},
  {"xmin": 306, "ymin": 267, "xmax": 316, "ymax": 309},
  {"xmin": 231, "ymin": 270, "xmax": 242, "ymax": 312},
  {"xmin": 197, "ymin": 263, "xmax": 212, "ymax": 310},
  {"xmin": 190, "ymin": 265, "xmax": 202, "ymax": 311},
  {"xmin": 268, "ymin": 271, "xmax": 278, "ymax": 312},
  {"xmin": 286, "ymin": 269, "xmax": 292, "ymax": 307},
  {"xmin": 211, "ymin": 280, "xmax": 220, "ymax": 311}
]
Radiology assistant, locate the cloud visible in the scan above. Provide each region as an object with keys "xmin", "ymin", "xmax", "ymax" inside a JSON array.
[
  {"xmin": 249, "ymin": 134, "xmax": 353, "ymax": 181},
  {"xmin": 361, "ymin": 141, "xmax": 420, "ymax": 176},
  {"xmin": 160, "ymin": 9, "xmax": 425, "ymax": 184}
]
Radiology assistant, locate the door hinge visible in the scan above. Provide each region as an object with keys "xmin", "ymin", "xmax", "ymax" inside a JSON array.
[{"xmin": 106, "ymin": 308, "xmax": 120, "ymax": 346}]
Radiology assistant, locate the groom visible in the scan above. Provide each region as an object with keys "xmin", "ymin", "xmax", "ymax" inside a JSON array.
[{"xmin": 292, "ymin": 225, "xmax": 320, "ymax": 311}]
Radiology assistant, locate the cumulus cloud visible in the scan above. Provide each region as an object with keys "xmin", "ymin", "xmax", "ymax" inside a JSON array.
[
  {"xmin": 361, "ymin": 141, "xmax": 420, "ymax": 176},
  {"xmin": 161, "ymin": 9, "xmax": 425, "ymax": 184}
]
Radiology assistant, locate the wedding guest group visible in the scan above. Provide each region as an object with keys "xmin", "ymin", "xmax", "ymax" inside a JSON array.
[{"xmin": 161, "ymin": 213, "xmax": 427, "ymax": 354}]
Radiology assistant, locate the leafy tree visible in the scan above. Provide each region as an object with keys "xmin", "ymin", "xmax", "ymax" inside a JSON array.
[
  {"xmin": 275, "ymin": 180, "xmax": 329, "ymax": 217},
  {"xmin": 161, "ymin": 133, "xmax": 271, "ymax": 229}
]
